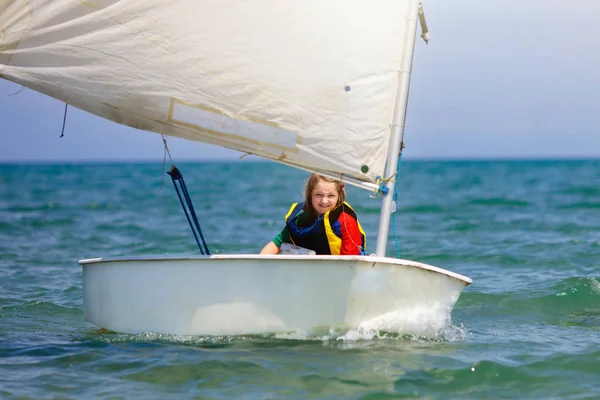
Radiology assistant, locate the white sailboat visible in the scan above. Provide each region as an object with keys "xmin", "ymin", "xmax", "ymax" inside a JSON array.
[{"xmin": 1, "ymin": 0, "xmax": 472, "ymax": 337}]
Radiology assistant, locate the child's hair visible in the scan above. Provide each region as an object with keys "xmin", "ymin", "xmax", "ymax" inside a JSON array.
[{"xmin": 304, "ymin": 173, "xmax": 346, "ymax": 218}]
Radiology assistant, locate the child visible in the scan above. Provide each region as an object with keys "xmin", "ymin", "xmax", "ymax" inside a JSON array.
[{"xmin": 260, "ymin": 173, "xmax": 366, "ymax": 255}]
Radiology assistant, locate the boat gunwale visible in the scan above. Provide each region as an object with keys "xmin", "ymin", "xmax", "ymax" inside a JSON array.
[{"xmin": 79, "ymin": 254, "xmax": 472, "ymax": 286}]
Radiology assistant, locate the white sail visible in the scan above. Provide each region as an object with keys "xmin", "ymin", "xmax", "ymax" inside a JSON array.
[{"xmin": 0, "ymin": 0, "xmax": 414, "ymax": 185}]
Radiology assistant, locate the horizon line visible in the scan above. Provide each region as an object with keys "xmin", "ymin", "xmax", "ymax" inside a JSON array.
[{"xmin": 1, "ymin": 155, "xmax": 599, "ymax": 165}]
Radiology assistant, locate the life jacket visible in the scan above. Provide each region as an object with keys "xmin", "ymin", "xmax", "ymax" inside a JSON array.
[{"xmin": 284, "ymin": 201, "xmax": 366, "ymax": 255}]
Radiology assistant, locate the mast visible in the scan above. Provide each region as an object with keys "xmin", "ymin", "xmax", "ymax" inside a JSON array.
[{"xmin": 374, "ymin": 0, "xmax": 421, "ymax": 257}]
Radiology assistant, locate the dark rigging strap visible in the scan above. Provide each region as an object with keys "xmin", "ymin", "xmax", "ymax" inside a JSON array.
[{"xmin": 167, "ymin": 166, "xmax": 211, "ymax": 255}]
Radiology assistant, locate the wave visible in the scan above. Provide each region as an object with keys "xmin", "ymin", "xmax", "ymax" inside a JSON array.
[
  {"xmin": 457, "ymin": 277, "xmax": 600, "ymax": 328},
  {"xmin": 558, "ymin": 185, "xmax": 600, "ymax": 196},
  {"xmin": 388, "ymin": 351, "xmax": 600, "ymax": 398},
  {"xmin": 536, "ymin": 277, "xmax": 600, "ymax": 319},
  {"xmin": 468, "ymin": 198, "xmax": 531, "ymax": 207},
  {"xmin": 399, "ymin": 204, "xmax": 445, "ymax": 214},
  {"xmin": 557, "ymin": 201, "xmax": 600, "ymax": 210},
  {"xmin": 0, "ymin": 299, "xmax": 82, "ymax": 316}
]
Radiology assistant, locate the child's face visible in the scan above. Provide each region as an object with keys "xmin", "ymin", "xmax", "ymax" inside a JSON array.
[{"xmin": 311, "ymin": 180, "xmax": 339, "ymax": 216}]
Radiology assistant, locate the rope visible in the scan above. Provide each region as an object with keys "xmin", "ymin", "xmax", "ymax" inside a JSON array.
[
  {"xmin": 160, "ymin": 138, "xmax": 210, "ymax": 255},
  {"xmin": 391, "ymin": 152, "xmax": 404, "ymax": 259},
  {"xmin": 168, "ymin": 166, "xmax": 211, "ymax": 255},
  {"xmin": 160, "ymin": 135, "xmax": 174, "ymax": 192},
  {"xmin": 8, "ymin": 86, "xmax": 25, "ymax": 97},
  {"xmin": 59, "ymin": 103, "xmax": 68, "ymax": 138}
]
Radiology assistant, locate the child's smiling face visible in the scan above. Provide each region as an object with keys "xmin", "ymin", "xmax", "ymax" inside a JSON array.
[{"xmin": 311, "ymin": 180, "xmax": 340, "ymax": 215}]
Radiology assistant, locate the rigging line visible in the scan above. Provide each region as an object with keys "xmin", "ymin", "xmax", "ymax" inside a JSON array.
[
  {"xmin": 391, "ymin": 152, "xmax": 404, "ymax": 259},
  {"xmin": 160, "ymin": 138, "xmax": 211, "ymax": 255},
  {"xmin": 168, "ymin": 166, "xmax": 211, "ymax": 255},
  {"xmin": 59, "ymin": 103, "xmax": 68, "ymax": 138},
  {"xmin": 170, "ymin": 175, "xmax": 206, "ymax": 255},
  {"xmin": 8, "ymin": 86, "xmax": 25, "ymax": 97},
  {"xmin": 160, "ymin": 148, "xmax": 167, "ymax": 193},
  {"xmin": 178, "ymin": 172, "xmax": 211, "ymax": 255},
  {"xmin": 160, "ymin": 135, "xmax": 176, "ymax": 192},
  {"xmin": 162, "ymin": 135, "xmax": 174, "ymax": 165},
  {"xmin": 160, "ymin": 136, "xmax": 169, "ymax": 192}
]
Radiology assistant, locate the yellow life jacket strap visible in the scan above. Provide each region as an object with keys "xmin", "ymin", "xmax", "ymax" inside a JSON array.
[
  {"xmin": 323, "ymin": 212, "xmax": 342, "ymax": 255},
  {"xmin": 284, "ymin": 202, "xmax": 300, "ymax": 246},
  {"xmin": 284, "ymin": 202, "xmax": 299, "ymax": 221}
]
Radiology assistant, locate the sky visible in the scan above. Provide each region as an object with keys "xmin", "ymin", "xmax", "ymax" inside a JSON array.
[{"xmin": 1, "ymin": 0, "xmax": 599, "ymax": 162}]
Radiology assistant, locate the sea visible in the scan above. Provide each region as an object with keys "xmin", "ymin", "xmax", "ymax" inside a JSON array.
[{"xmin": 1, "ymin": 159, "xmax": 599, "ymax": 399}]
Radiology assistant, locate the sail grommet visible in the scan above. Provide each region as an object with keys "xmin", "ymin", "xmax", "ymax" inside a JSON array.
[
  {"xmin": 360, "ymin": 165, "xmax": 369, "ymax": 173},
  {"xmin": 344, "ymin": 85, "xmax": 351, "ymax": 92}
]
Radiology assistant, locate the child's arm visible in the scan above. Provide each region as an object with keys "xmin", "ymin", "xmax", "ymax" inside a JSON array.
[{"xmin": 260, "ymin": 241, "xmax": 280, "ymax": 254}]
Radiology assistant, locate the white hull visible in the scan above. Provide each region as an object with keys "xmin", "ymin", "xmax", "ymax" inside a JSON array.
[{"xmin": 80, "ymin": 255, "xmax": 471, "ymax": 337}]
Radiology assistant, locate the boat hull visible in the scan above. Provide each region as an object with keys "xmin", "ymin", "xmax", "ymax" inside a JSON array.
[{"xmin": 80, "ymin": 255, "xmax": 471, "ymax": 337}]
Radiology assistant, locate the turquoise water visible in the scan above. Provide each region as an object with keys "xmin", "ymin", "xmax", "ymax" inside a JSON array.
[{"xmin": 1, "ymin": 160, "xmax": 599, "ymax": 399}]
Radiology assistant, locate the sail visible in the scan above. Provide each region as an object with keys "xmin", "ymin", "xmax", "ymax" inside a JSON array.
[{"xmin": 0, "ymin": 0, "xmax": 415, "ymax": 184}]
